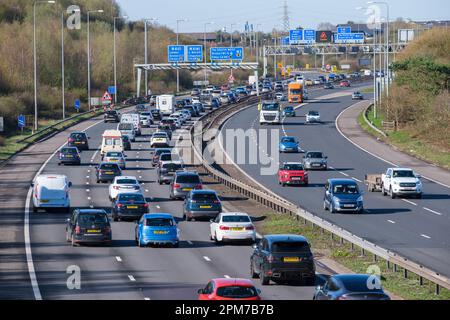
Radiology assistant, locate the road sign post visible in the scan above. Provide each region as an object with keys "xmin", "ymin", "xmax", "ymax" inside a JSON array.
[
  {"xmin": 74, "ymin": 99, "xmax": 81, "ymax": 112},
  {"xmin": 18, "ymin": 114, "xmax": 25, "ymax": 134}
]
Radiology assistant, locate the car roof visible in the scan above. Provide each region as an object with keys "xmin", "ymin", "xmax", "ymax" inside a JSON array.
[
  {"xmin": 142, "ymin": 213, "xmax": 174, "ymax": 219},
  {"xmin": 212, "ymin": 278, "xmax": 255, "ymax": 287},
  {"xmin": 76, "ymin": 209, "xmax": 107, "ymax": 214},
  {"xmin": 220, "ymin": 212, "xmax": 249, "ymax": 217},
  {"xmin": 331, "ymin": 274, "xmax": 373, "ymax": 284},
  {"xmin": 115, "ymin": 176, "xmax": 137, "ymax": 180},
  {"xmin": 264, "ymin": 234, "xmax": 308, "ymax": 243},
  {"xmin": 392, "ymin": 168, "xmax": 413, "ymax": 171},
  {"xmin": 283, "ymin": 162, "xmax": 303, "ymax": 166},
  {"xmin": 191, "ymin": 189, "xmax": 217, "ymax": 195},
  {"xmin": 328, "ymin": 179, "xmax": 358, "ymax": 184}
]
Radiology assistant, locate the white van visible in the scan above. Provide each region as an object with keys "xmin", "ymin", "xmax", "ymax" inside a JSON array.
[
  {"xmin": 101, "ymin": 130, "xmax": 123, "ymax": 158},
  {"xmin": 32, "ymin": 174, "xmax": 72, "ymax": 212},
  {"xmin": 117, "ymin": 122, "xmax": 136, "ymax": 142},
  {"xmin": 156, "ymin": 95, "xmax": 175, "ymax": 116},
  {"xmin": 121, "ymin": 114, "xmax": 141, "ymax": 136}
]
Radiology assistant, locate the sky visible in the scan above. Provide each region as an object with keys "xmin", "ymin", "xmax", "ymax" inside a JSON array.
[{"xmin": 116, "ymin": 0, "xmax": 450, "ymax": 33}]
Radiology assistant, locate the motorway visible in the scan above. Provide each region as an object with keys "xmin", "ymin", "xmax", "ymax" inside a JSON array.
[
  {"xmin": 221, "ymin": 84, "xmax": 450, "ymax": 278},
  {"xmin": 26, "ymin": 102, "xmax": 334, "ymax": 300}
]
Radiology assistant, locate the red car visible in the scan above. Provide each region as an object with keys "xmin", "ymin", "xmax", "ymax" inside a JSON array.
[
  {"xmin": 278, "ymin": 162, "xmax": 308, "ymax": 187},
  {"xmin": 340, "ymin": 80, "xmax": 351, "ymax": 87},
  {"xmin": 198, "ymin": 278, "xmax": 262, "ymax": 300}
]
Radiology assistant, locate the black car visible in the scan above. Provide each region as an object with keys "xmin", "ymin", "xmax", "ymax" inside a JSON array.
[
  {"xmin": 151, "ymin": 109, "xmax": 162, "ymax": 121},
  {"xmin": 68, "ymin": 132, "xmax": 89, "ymax": 151},
  {"xmin": 96, "ymin": 162, "xmax": 122, "ymax": 183},
  {"xmin": 151, "ymin": 148, "xmax": 172, "ymax": 167},
  {"xmin": 157, "ymin": 161, "xmax": 184, "ymax": 184},
  {"xmin": 135, "ymin": 105, "xmax": 147, "ymax": 113},
  {"xmin": 313, "ymin": 274, "xmax": 391, "ymax": 300},
  {"xmin": 158, "ymin": 124, "xmax": 173, "ymax": 140},
  {"xmin": 122, "ymin": 135, "xmax": 131, "ymax": 151},
  {"xmin": 104, "ymin": 110, "xmax": 120, "ymax": 123},
  {"xmin": 66, "ymin": 209, "xmax": 112, "ymax": 246},
  {"xmin": 58, "ymin": 147, "xmax": 81, "ymax": 166},
  {"xmin": 324, "ymin": 82, "xmax": 334, "ymax": 89},
  {"xmin": 176, "ymin": 100, "xmax": 186, "ymax": 109},
  {"xmin": 112, "ymin": 193, "xmax": 149, "ymax": 222},
  {"xmin": 250, "ymin": 235, "xmax": 316, "ymax": 286}
]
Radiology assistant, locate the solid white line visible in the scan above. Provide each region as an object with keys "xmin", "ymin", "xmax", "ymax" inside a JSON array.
[
  {"xmin": 421, "ymin": 234, "xmax": 431, "ymax": 239},
  {"xmin": 352, "ymin": 177, "xmax": 363, "ymax": 183},
  {"xmin": 388, "ymin": 220, "xmax": 396, "ymax": 224},
  {"xmin": 402, "ymin": 199, "xmax": 418, "ymax": 206},
  {"xmin": 423, "ymin": 207, "xmax": 442, "ymax": 216},
  {"xmin": 203, "ymin": 256, "xmax": 211, "ymax": 262},
  {"xmin": 128, "ymin": 275, "xmax": 136, "ymax": 282},
  {"xmin": 115, "ymin": 256, "xmax": 122, "ymax": 262}
]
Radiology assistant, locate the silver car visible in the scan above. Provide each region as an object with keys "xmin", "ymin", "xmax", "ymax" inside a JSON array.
[
  {"xmin": 306, "ymin": 111, "xmax": 321, "ymax": 124},
  {"xmin": 169, "ymin": 171, "xmax": 203, "ymax": 200},
  {"xmin": 303, "ymin": 151, "xmax": 328, "ymax": 170}
]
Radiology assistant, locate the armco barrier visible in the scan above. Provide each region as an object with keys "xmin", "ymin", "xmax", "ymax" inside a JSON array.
[{"xmin": 189, "ymin": 93, "xmax": 450, "ymax": 295}]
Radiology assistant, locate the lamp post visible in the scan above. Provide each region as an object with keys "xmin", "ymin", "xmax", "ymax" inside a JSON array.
[
  {"xmin": 87, "ymin": 9, "xmax": 104, "ymax": 111},
  {"xmin": 204, "ymin": 22, "xmax": 214, "ymax": 86},
  {"xmin": 113, "ymin": 15, "xmax": 128, "ymax": 104},
  {"xmin": 176, "ymin": 19, "xmax": 188, "ymax": 93},
  {"xmin": 33, "ymin": 0, "xmax": 56, "ymax": 132},
  {"xmin": 144, "ymin": 18, "xmax": 157, "ymax": 96}
]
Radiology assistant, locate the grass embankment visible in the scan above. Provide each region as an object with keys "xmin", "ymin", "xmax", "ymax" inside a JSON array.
[
  {"xmin": 260, "ymin": 213, "xmax": 450, "ymax": 300},
  {"xmin": 358, "ymin": 105, "xmax": 450, "ymax": 170}
]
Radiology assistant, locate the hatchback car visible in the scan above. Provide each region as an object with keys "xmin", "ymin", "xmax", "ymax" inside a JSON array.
[
  {"xmin": 169, "ymin": 171, "xmax": 203, "ymax": 200},
  {"xmin": 112, "ymin": 193, "xmax": 149, "ymax": 221},
  {"xmin": 108, "ymin": 176, "xmax": 141, "ymax": 201},
  {"xmin": 104, "ymin": 110, "xmax": 120, "ymax": 123},
  {"xmin": 324, "ymin": 82, "xmax": 334, "ymax": 89},
  {"xmin": 183, "ymin": 190, "xmax": 222, "ymax": 221},
  {"xmin": 122, "ymin": 135, "xmax": 131, "ymax": 151},
  {"xmin": 210, "ymin": 212, "xmax": 256, "ymax": 244},
  {"xmin": 68, "ymin": 132, "xmax": 89, "ymax": 151},
  {"xmin": 139, "ymin": 111, "xmax": 154, "ymax": 127},
  {"xmin": 278, "ymin": 162, "xmax": 308, "ymax": 186},
  {"xmin": 58, "ymin": 147, "xmax": 81, "ymax": 166},
  {"xmin": 314, "ymin": 274, "xmax": 390, "ymax": 300},
  {"xmin": 150, "ymin": 132, "xmax": 170, "ymax": 148},
  {"xmin": 66, "ymin": 209, "xmax": 111, "ymax": 246},
  {"xmin": 182, "ymin": 106, "xmax": 198, "ymax": 117},
  {"xmin": 305, "ymin": 111, "xmax": 321, "ymax": 124},
  {"xmin": 279, "ymin": 136, "xmax": 300, "ymax": 153},
  {"xmin": 151, "ymin": 148, "xmax": 172, "ymax": 167},
  {"xmin": 340, "ymin": 80, "xmax": 351, "ymax": 87},
  {"xmin": 157, "ymin": 125, "xmax": 173, "ymax": 140},
  {"xmin": 104, "ymin": 151, "xmax": 127, "ymax": 169},
  {"xmin": 135, "ymin": 213, "xmax": 180, "ymax": 247},
  {"xmin": 250, "ymin": 235, "xmax": 316, "ymax": 286},
  {"xmin": 198, "ymin": 278, "xmax": 261, "ymax": 301},
  {"xmin": 96, "ymin": 162, "xmax": 122, "ymax": 183},
  {"xmin": 352, "ymin": 91, "xmax": 364, "ymax": 100},
  {"xmin": 303, "ymin": 151, "xmax": 328, "ymax": 170},
  {"xmin": 282, "ymin": 106, "xmax": 295, "ymax": 117},
  {"xmin": 157, "ymin": 161, "xmax": 184, "ymax": 184},
  {"xmin": 150, "ymin": 109, "xmax": 161, "ymax": 121},
  {"xmin": 323, "ymin": 179, "xmax": 364, "ymax": 214}
]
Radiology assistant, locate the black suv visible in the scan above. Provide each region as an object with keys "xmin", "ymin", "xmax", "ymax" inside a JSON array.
[
  {"xmin": 66, "ymin": 209, "xmax": 112, "ymax": 246},
  {"xmin": 68, "ymin": 132, "xmax": 89, "ymax": 151},
  {"xmin": 151, "ymin": 109, "xmax": 162, "ymax": 121},
  {"xmin": 250, "ymin": 234, "xmax": 316, "ymax": 286},
  {"xmin": 104, "ymin": 110, "xmax": 120, "ymax": 123},
  {"xmin": 96, "ymin": 162, "xmax": 122, "ymax": 183}
]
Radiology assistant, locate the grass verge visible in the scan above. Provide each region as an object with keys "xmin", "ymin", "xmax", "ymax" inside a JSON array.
[
  {"xmin": 259, "ymin": 213, "xmax": 450, "ymax": 300},
  {"xmin": 357, "ymin": 105, "xmax": 450, "ymax": 170}
]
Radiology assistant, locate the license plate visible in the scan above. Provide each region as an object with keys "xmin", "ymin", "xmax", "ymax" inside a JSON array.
[
  {"xmin": 110, "ymin": 159, "xmax": 118, "ymax": 162},
  {"xmin": 292, "ymin": 177, "xmax": 302, "ymax": 181},
  {"xmin": 75, "ymin": 142, "xmax": 81, "ymax": 144},
  {"xmin": 127, "ymin": 206, "xmax": 138, "ymax": 209},
  {"xmin": 182, "ymin": 188, "xmax": 192, "ymax": 191},
  {"xmin": 40, "ymin": 200, "xmax": 49, "ymax": 203},
  {"xmin": 87, "ymin": 230, "xmax": 101, "ymax": 233},
  {"xmin": 106, "ymin": 171, "xmax": 114, "ymax": 174},
  {"xmin": 344, "ymin": 204, "xmax": 355, "ymax": 208},
  {"xmin": 283, "ymin": 257, "xmax": 300, "ymax": 263},
  {"xmin": 200, "ymin": 205, "xmax": 212, "ymax": 209},
  {"xmin": 66, "ymin": 155, "xmax": 73, "ymax": 158},
  {"xmin": 154, "ymin": 230, "xmax": 168, "ymax": 235},
  {"xmin": 231, "ymin": 227, "xmax": 244, "ymax": 231}
]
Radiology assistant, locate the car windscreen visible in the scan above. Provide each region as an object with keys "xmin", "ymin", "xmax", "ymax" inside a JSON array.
[
  {"xmin": 392, "ymin": 170, "xmax": 415, "ymax": 178},
  {"xmin": 145, "ymin": 218, "xmax": 174, "ymax": 227},
  {"xmin": 116, "ymin": 179, "xmax": 137, "ymax": 185},
  {"xmin": 308, "ymin": 111, "xmax": 319, "ymax": 116},
  {"xmin": 192, "ymin": 193, "xmax": 218, "ymax": 201},
  {"xmin": 341, "ymin": 278, "xmax": 383, "ymax": 292},
  {"xmin": 155, "ymin": 150, "xmax": 171, "ymax": 156},
  {"xmin": 306, "ymin": 153, "xmax": 323, "ymax": 159},
  {"xmin": 272, "ymin": 241, "xmax": 310, "ymax": 253},
  {"xmin": 61, "ymin": 148, "xmax": 78, "ymax": 154},
  {"xmin": 332, "ymin": 184, "xmax": 359, "ymax": 194},
  {"xmin": 283, "ymin": 164, "xmax": 304, "ymax": 171},
  {"xmin": 100, "ymin": 164, "xmax": 120, "ymax": 171},
  {"xmin": 282, "ymin": 138, "xmax": 295, "ymax": 143},
  {"xmin": 118, "ymin": 194, "xmax": 145, "ymax": 202},
  {"xmin": 162, "ymin": 119, "xmax": 175, "ymax": 124},
  {"xmin": 106, "ymin": 111, "xmax": 117, "ymax": 115},
  {"xmin": 78, "ymin": 213, "xmax": 108, "ymax": 226},
  {"xmin": 176, "ymin": 175, "xmax": 200, "ymax": 184},
  {"xmin": 290, "ymin": 89, "xmax": 302, "ymax": 94},
  {"xmin": 284, "ymin": 107, "xmax": 293, "ymax": 111},
  {"xmin": 262, "ymin": 103, "xmax": 279, "ymax": 111},
  {"xmin": 222, "ymin": 215, "xmax": 251, "ymax": 223},
  {"xmin": 119, "ymin": 123, "xmax": 133, "ymax": 130},
  {"xmin": 216, "ymin": 286, "xmax": 258, "ymax": 299}
]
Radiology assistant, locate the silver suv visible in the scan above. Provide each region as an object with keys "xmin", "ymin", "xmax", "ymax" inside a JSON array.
[{"xmin": 169, "ymin": 171, "xmax": 203, "ymax": 200}]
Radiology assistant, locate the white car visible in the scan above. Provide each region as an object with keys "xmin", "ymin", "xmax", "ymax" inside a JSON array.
[
  {"xmin": 139, "ymin": 111, "xmax": 154, "ymax": 127},
  {"xmin": 313, "ymin": 79, "xmax": 321, "ymax": 85},
  {"xmin": 210, "ymin": 212, "xmax": 256, "ymax": 244},
  {"xmin": 275, "ymin": 92, "xmax": 285, "ymax": 101},
  {"xmin": 104, "ymin": 151, "xmax": 127, "ymax": 169},
  {"xmin": 108, "ymin": 176, "xmax": 141, "ymax": 201},
  {"xmin": 150, "ymin": 132, "xmax": 170, "ymax": 148},
  {"xmin": 180, "ymin": 109, "xmax": 191, "ymax": 121},
  {"xmin": 117, "ymin": 122, "xmax": 136, "ymax": 142},
  {"xmin": 32, "ymin": 174, "xmax": 72, "ymax": 212},
  {"xmin": 220, "ymin": 94, "xmax": 230, "ymax": 104},
  {"xmin": 306, "ymin": 111, "xmax": 321, "ymax": 124},
  {"xmin": 381, "ymin": 168, "xmax": 423, "ymax": 199}
]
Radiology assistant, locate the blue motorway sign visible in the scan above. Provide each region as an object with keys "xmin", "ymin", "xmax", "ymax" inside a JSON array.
[
  {"xmin": 168, "ymin": 45, "xmax": 185, "ymax": 63},
  {"xmin": 335, "ymin": 33, "xmax": 365, "ymax": 44},
  {"xmin": 282, "ymin": 36, "xmax": 290, "ymax": 45},
  {"xmin": 337, "ymin": 26, "xmax": 351, "ymax": 34},
  {"xmin": 108, "ymin": 86, "xmax": 116, "ymax": 95},
  {"xmin": 186, "ymin": 45, "xmax": 203, "ymax": 63},
  {"xmin": 210, "ymin": 47, "xmax": 244, "ymax": 61},
  {"xmin": 18, "ymin": 114, "xmax": 25, "ymax": 128},
  {"xmin": 74, "ymin": 99, "xmax": 81, "ymax": 110},
  {"xmin": 289, "ymin": 29, "xmax": 303, "ymax": 43},
  {"xmin": 303, "ymin": 29, "xmax": 316, "ymax": 43}
]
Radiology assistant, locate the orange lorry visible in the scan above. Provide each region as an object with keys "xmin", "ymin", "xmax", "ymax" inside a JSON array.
[{"xmin": 288, "ymin": 82, "xmax": 304, "ymax": 103}]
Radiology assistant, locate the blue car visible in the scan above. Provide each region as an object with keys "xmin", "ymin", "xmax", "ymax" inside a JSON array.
[
  {"xmin": 183, "ymin": 190, "xmax": 222, "ymax": 221},
  {"xmin": 279, "ymin": 136, "xmax": 300, "ymax": 153},
  {"xmin": 135, "ymin": 213, "xmax": 180, "ymax": 247},
  {"xmin": 283, "ymin": 106, "xmax": 296, "ymax": 117},
  {"xmin": 58, "ymin": 147, "xmax": 81, "ymax": 165},
  {"xmin": 323, "ymin": 179, "xmax": 364, "ymax": 214}
]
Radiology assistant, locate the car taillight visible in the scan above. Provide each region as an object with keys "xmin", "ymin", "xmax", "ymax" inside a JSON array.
[
  {"xmin": 117, "ymin": 204, "xmax": 123, "ymax": 208},
  {"xmin": 195, "ymin": 185, "xmax": 203, "ymax": 190},
  {"xmin": 219, "ymin": 225, "xmax": 230, "ymax": 231},
  {"xmin": 75, "ymin": 226, "xmax": 81, "ymax": 234},
  {"xmin": 143, "ymin": 203, "xmax": 149, "ymax": 208},
  {"xmin": 213, "ymin": 200, "xmax": 220, "ymax": 204},
  {"xmin": 68, "ymin": 138, "xmax": 74, "ymax": 143},
  {"xmin": 173, "ymin": 184, "xmax": 181, "ymax": 189},
  {"xmin": 246, "ymin": 225, "xmax": 255, "ymax": 230},
  {"xmin": 104, "ymin": 226, "xmax": 111, "ymax": 234},
  {"xmin": 113, "ymin": 186, "xmax": 120, "ymax": 190}
]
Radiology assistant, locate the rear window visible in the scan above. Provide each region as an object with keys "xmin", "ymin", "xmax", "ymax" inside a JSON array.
[
  {"xmin": 341, "ymin": 278, "xmax": 383, "ymax": 293},
  {"xmin": 306, "ymin": 153, "xmax": 323, "ymax": 159},
  {"xmin": 78, "ymin": 214, "xmax": 108, "ymax": 226},
  {"xmin": 162, "ymin": 119, "xmax": 175, "ymax": 124},
  {"xmin": 145, "ymin": 218, "xmax": 174, "ymax": 227},
  {"xmin": 272, "ymin": 241, "xmax": 310, "ymax": 253},
  {"xmin": 160, "ymin": 154, "xmax": 173, "ymax": 161},
  {"xmin": 116, "ymin": 179, "xmax": 137, "ymax": 185},
  {"xmin": 118, "ymin": 194, "xmax": 145, "ymax": 202},
  {"xmin": 100, "ymin": 163, "xmax": 120, "ymax": 171},
  {"xmin": 155, "ymin": 149, "xmax": 171, "ymax": 156},
  {"xmin": 61, "ymin": 148, "xmax": 78, "ymax": 154},
  {"xmin": 106, "ymin": 111, "xmax": 117, "ymax": 115},
  {"xmin": 176, "ymin": 174, "xmax": 201, "ymax": 184},
  {"xmin": 192, "ymin": 193, "xmax": 218, "ymax": 201},
  {"xmin": 222, "ymin": 215, "xmax": 250, "ymax": 223},
  {"xmin": 308, "ymin": 111, "xmax": 319, "ymax": 116},
  {"xmin": 283, "ymin": 164, "xmax": 304, "ymax": 171},
  {"xmin": 70, "ymin": 133, "xmax": 86, "ymax": 140},
  {"xmin": 153, "ymin": 133, "xmax": 167, "ymax": 138},
  {"xmin": 119, "ymin": 123, "xmax": 133, "ymax": 130},
  {"xmin": 162, "ymin": 163, "xmax": 183, "ymax": 171},
  {"xmin": 216, "ymin": 286, "xmax": 258, "ymax": 299}
]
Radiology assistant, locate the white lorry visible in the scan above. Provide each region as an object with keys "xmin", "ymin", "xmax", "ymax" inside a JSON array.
[
  {"xmin": 259, "ymin": 101, "xmax": 281, "ymax": 125},
  {"xmin": 381, "ymin": 168, "xmax": 423, "ymax": 199},
  {"xmin": 156, "ymin": 95, "xmax": 175, "ymax": 116}
]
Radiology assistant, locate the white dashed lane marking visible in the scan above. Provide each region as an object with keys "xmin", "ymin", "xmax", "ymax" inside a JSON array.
[
  {"xmin": 421, "ymin": 234, "xmax": 431, "ymax": 239},
  {"xmin": 203, "ymin": 256, "xmax": 211, "ymax": 262},
  {"xmin": 128, "ymin": 275, "xmax": 136, "ymax": 282},
  {"xmin": 387, "ymin": 220, "xmax": 396, "ymax": 224},
  {"xmin": 423, "ymin": 207, "xmax": 442, "ymax": 216},
  {"xmin": 115, "ymin": 256, "xmax": 122, "ymax": 262},
  {"xmin": 402, "ymin": 199, "xmax": 418, "ymax": 206}
]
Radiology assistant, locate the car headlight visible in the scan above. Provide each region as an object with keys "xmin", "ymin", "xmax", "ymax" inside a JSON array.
[
  {"xmin": 393, "ymin": 181, "xmax": 399, "ymax": 185},
  {"xmin": 357, "ymin": 196, "xmax": 364, "ymax": 202},
  {"xmin": 333, "ymin": 196, "xmax": 340, "ymax": 204}
]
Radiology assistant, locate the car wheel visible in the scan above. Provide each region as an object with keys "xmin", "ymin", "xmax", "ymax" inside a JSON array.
[
  {"xmin": 158, "ymin": 180, "xmax": 162, "ymax": 185},
  {"xmin": 138, "ymin": 237, "xmax": 145, "ymax": 248},
  {"xmin": 71, "ymin": 235, "xmax": 76, "ymax": 247},
  {"xmin": 260, "ymin": 268, "xmax": 270, "ymax": 286},
  {"xmin": 390, "ymin": 187, "xmax": 396, "ymax": 199},
  {"xmin": 323, "ymin": 201, "xmax": 328, "ymax": 211},
  {"xmin": 32, "ymin": 204, "xmax": 38, "ymax": 213},
  {"xmin": 330, "ymin": 203, "xmax": 336, "ymax": 214},
  {"xmin": 416, "ymin": 193, "xmax": 422, "ymax": 199},
  {"xmin": 382, "ymin": 185, "xmax": 387, "ymax": 196},
  {"xmin": 173, "ymin": 242, "xmax": 179, "ymax": 248},
  {"xmin": 250, "ymin": 262, "xmax": 258, "ymax": 279}
]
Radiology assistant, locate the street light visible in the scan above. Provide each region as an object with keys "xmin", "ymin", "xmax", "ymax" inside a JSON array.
[
  {"xmin": 33, "ymin": 0, "xmax": 56, "ymax": 131},
  {"xmin": 113, "ymin": 15, "xmax": 128, "ymax": 104},
  {"xmin": 144, "ymin": 18, "xmax": 157, "ymax": 96},
  {"xmin": 87, "ymin": 9, "xmax": 104, "ymax": 111},
  {"xmin": 204, "ymin": 22, "xmax": 214, "ymax": 85},
  {"xmin": 176, "ymin": 18, "xmax": 188, "ymax": 93}
]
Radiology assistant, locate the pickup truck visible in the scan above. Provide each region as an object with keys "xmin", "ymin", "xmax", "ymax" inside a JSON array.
[{"xmin": 381, "ymin": 168, "xmax": 423, "ymax": 199}]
